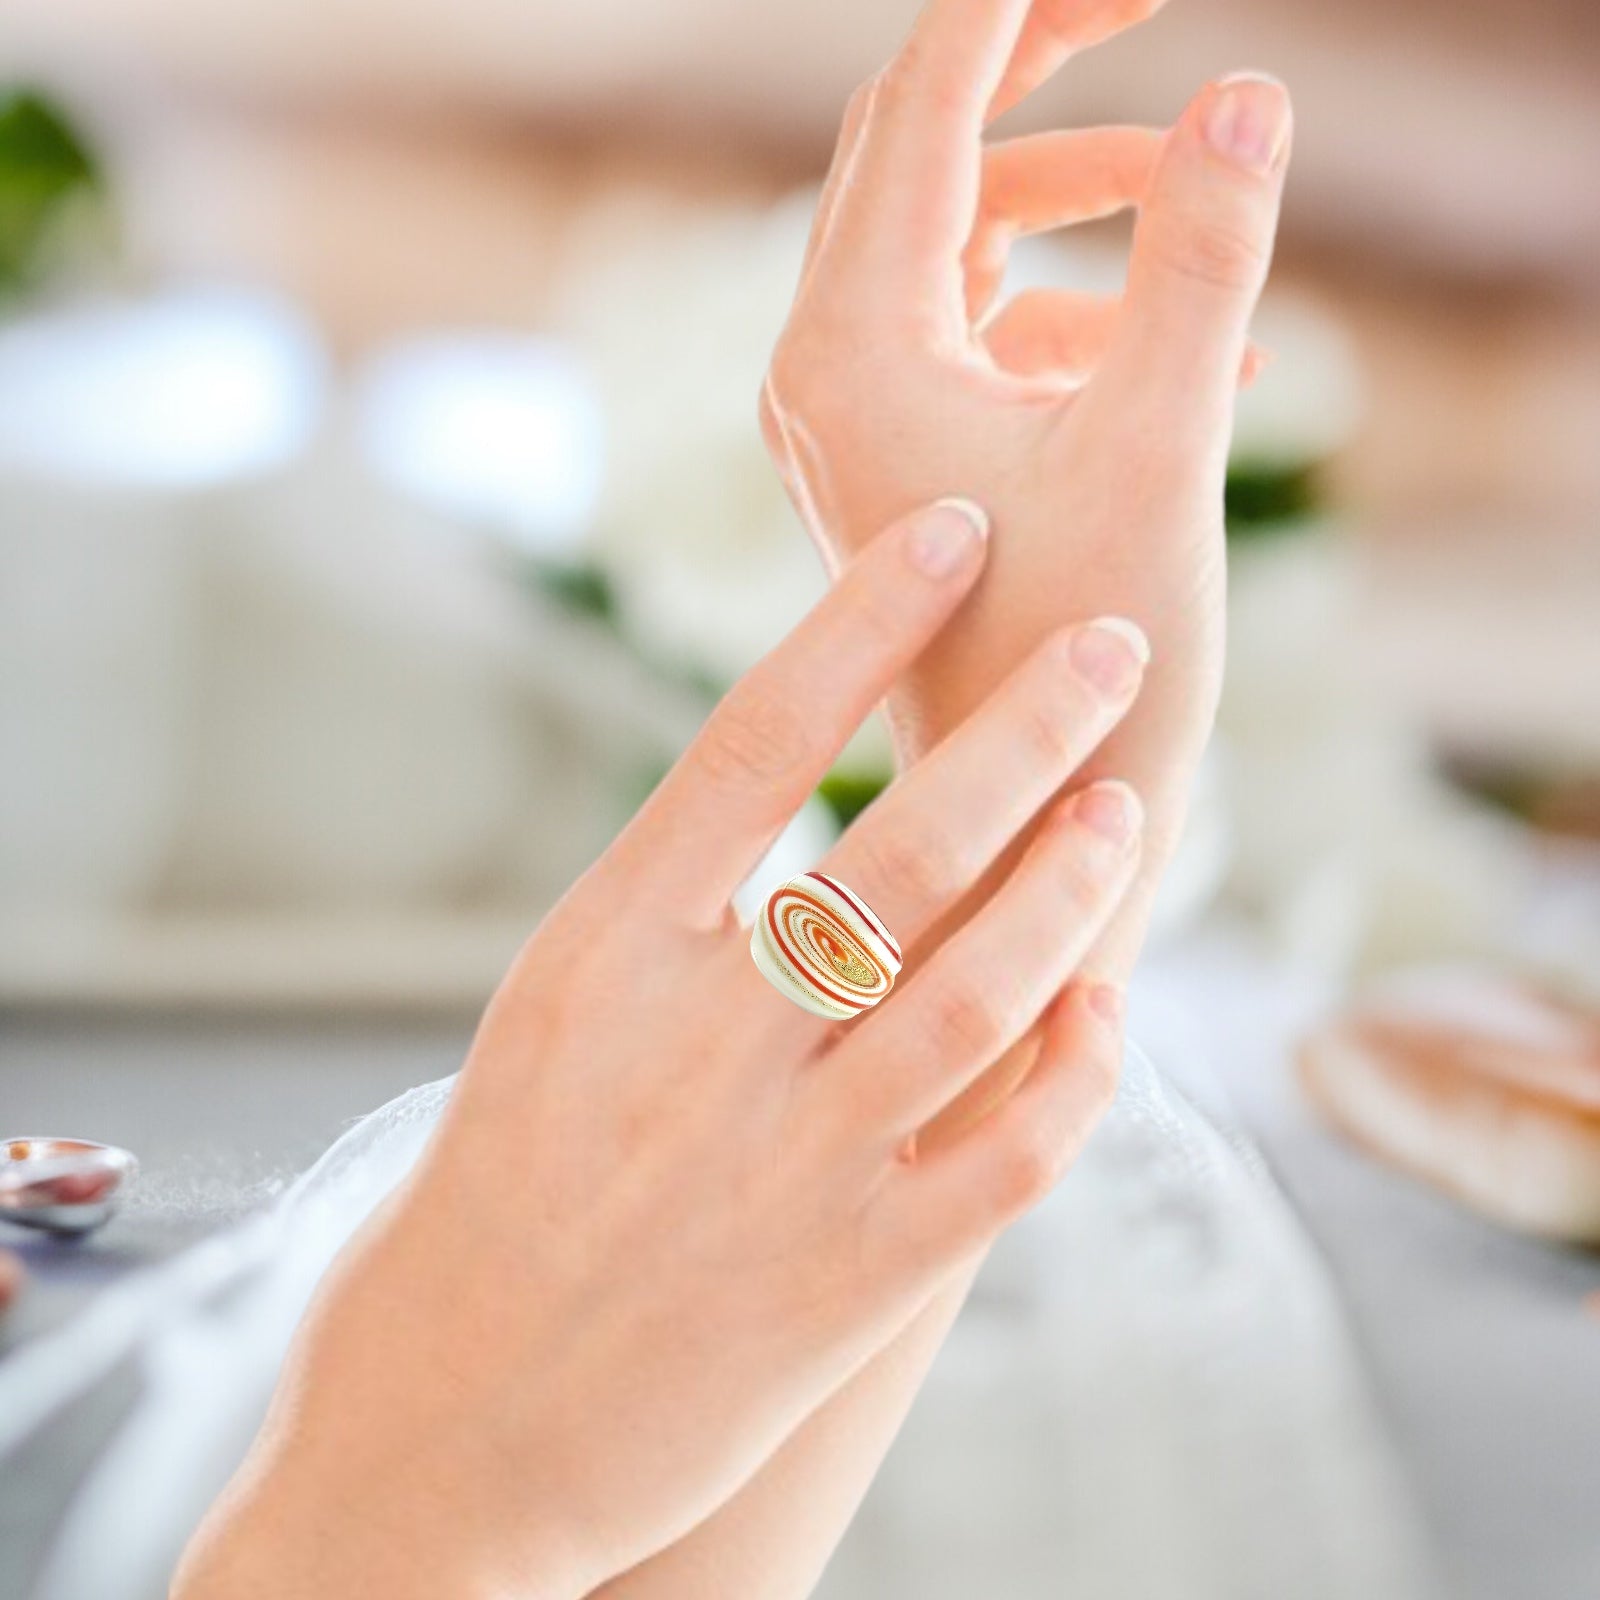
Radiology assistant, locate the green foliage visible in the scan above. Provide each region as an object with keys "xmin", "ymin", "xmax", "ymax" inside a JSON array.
[
  {"xmin": 1440, "ymin": 751, "xmax": 1600, "ymax": 839},
  {"xmin": 1224, "ymin": 459, "xmax": 1323, "ymax": 539},
  {"xmin": 0, "ymin": 88, "xmax": 101, "ymax": 298},
  {"xmin": 816, "ymin": 769, "xmax": 889, "ymax": 831},
  {"xmin": 531, "ymin": 557, "xmax": 618, "ymax": 623}
]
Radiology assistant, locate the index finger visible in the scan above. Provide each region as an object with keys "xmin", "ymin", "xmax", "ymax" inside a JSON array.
[
  {"xmin": 614, "ymin": 499, "xmax": 990, "ymax": 929},
  {"xmin": 825, "ymin": 0, "xmax": 1035, "ymax": 311},
  {"xmin": 822, "ymin": 0, "xmax": 1170, "ymax": 313}
]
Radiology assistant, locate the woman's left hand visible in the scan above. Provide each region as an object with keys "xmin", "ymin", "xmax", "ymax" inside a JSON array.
[
  {"xmin": 764, "ymin": 0, "xmax": 1291, "ymax": 1006},
  {"xmin": 175, "ymin": 499, "xmax": 1148, "ymax": 1600}
]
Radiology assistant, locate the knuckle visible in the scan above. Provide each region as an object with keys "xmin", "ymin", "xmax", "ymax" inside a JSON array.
[
  {"xmin": 1031, "ymin": 0, "xmax": 1080, "ymax": 52},
  {"xmin": 766, "ymin": 326, "xmax": 814, "ymax": 386},
  {"xmin": 765, "ymin": 329, "xmax": 850, "ymax": 423},
  {"xmin": 878, "ymin": 50, "xmax": 962, "ymax": 124},
  {"xmin": 843, "ymin": 76, "xmax": 878, "ymax": 126},
  {"xmin": 874, "ymin": 55, "xmax": 916, "ymax": 114},
  {"xmin": 991, "ymin": 1128, "xmax": 1060, "ymax": 1214},
  {"xmin": 1021, "ymin": 649, "xmax": 1094, "ymax": 764},
  {"xmin": 1151, "ymin": 212, "xmax": 1269, "ymax": 295},
  {"xmin": 698, "ymin": 686, "xmax": 818, "ymax": 790},
  {"xmin": 856, "ymin": 824, "xmax": 959, "ymax": 909},
  {"xmin": 1022, "ymin": 700, "xmax": 1082, "ymax": 770},
  {"xmin": 1055, "ymin": 843, "xmax": 1118, "ymax": 916},
  {"xmin": 764, "ymin": 335, "xmax": 812, "ymax": 409},
  {"xmin": 927, "ymin": 978, "xmax": 1008, "ymax": 1063}
]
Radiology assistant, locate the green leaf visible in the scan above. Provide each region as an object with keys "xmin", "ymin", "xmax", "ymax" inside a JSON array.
[
  {"xmin": 816, "ymin": 769, "xmax": 889, "ymax": 831},
  {"xmin": 530, "ymin": 558, "xmax": 618, "ymax": 623},
  {"xmin": 0, "ymin": 87, "xmax": 102, "ymax": 295},
  {"xmin": 1224, "ymin": 459, "xmax": 1324, "ymax": 540}
]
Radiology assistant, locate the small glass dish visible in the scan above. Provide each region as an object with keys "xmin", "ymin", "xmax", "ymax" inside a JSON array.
[{"xmin": 0, "ymin": 1137, "xmax": 138, "ymax": 1236}]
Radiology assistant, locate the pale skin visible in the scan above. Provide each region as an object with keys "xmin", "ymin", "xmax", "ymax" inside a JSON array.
[
  {"xmin": 176, "ymin": 500, "xmax": 1150, "ymax": 1597},
  {"xmin": 174, "ymin": 0, "xmax": 1290, "ymax": 1593},
  {"xmin": 592, "ymin": 0, "xmax": 1289, "ymax": 1590}
]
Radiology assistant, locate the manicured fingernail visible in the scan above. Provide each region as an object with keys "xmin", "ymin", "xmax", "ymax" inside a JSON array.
[
  {"xmin": 1074, "ymin": 780, "xmax": 1143, "ymax": 845},
  {"xmin": 908, "ymin": 497, "xmax": 989, "ymax": 577},
  {"xmin": 1205, "ymin": 72, "xmax": 1291, "ymax": 176},
  {"xmin": 1070, "ymin": 617, "xmax": 1149, "ymax": 698},
  {"xmin": 1087, "ymin": 982, "xmax": 1124, "ymax": 1026}
]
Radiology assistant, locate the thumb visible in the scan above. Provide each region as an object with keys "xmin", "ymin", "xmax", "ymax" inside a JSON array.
[{"xmin": 1103, "ymin": 72, "xmax": 1291, "ymax": 412}]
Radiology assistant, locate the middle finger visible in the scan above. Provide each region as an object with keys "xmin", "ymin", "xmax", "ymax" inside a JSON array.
[
  {"xmin": 739, "ymin": 614, "xmax": 1147, "ymax": 1040},
  {"xmin": 823, "ymin": 614, "xmax": 1146, "ymax": 951}
]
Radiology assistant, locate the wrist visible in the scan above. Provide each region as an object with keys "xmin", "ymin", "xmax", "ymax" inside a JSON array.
[
  {"xmin": 888, "ymin": 591, "xmax": 1219, "ymax": 816},
  {"xmin": 881, "ymin": 537, "xmax": 1222, "ymax": 984},
  {"xmin": 173, "ymin": 1440, "xmax": 598, "ymax": 1600}
]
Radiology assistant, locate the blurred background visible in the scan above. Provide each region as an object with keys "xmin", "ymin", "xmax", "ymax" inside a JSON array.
[{"xmin": 1, "ymin": 2, "xmax": 1597, "ymax": 1597}]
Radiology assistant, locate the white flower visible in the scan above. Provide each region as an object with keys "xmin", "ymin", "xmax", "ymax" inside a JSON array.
[
  {"xmin": 1219, "ymin": 530, "xmax": 1533, "ymax": 977},
  {"xmin": 555, "ymin": 192, "xmax": 825, "ymax": 686},
  {"xmin": 1230, "ymin": 295, "xmax": 1366, "ymax": 470}
]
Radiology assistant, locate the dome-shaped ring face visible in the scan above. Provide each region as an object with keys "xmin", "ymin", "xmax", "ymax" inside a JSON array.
[{"xmin": 750, "ymin": 872, "xmax": 902, "ymax": 1020}]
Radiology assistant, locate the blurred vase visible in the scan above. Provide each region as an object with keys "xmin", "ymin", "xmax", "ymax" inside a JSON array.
[
  {"xmin": 171, "ymin": 447, "xmax": 546, "ymax": 909},
  {"xmin": 557, "ymin": 196, "xmax": 826, "ymax": 685},
  {"xmin": 0, "ymin": 288, "xmax": 325, "ymax": 915},
  {"xmin": 0, "ymin": 481, "xmax": 191, "ymax": 910}
]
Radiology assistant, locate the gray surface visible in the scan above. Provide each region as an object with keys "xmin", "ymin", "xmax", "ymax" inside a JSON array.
[
  {"xmin": 1266, "ymin": 1115, "xmax": 1600, "ymax": 1600},
  {"xmin": 0, "ymin": 1008, "xmax": 472, "ymax": 1598},
  {"xmin": 1, "ymin": 1009, "xmax": 470, "ymax": 1351},
  {"xmin": 1136, "ymin": 947, "xmax": 1600, "ymax": 1600},
  {"xmin": 4, "ymin": 990, "xmax": 1600, "ymax": 1599}
]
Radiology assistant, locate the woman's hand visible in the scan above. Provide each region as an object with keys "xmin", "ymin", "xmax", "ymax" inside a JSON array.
[
  {"xmin": 175, "ymin": 499, "xmax": 1150, "ymax": 1600},
  {"xmin": 764, "ymin": 0, "xmax": 1291, "ymax": 1002},
  {"xmin": 567, "ymin": 8, "xmax": 1292, "ymax": 1596}
]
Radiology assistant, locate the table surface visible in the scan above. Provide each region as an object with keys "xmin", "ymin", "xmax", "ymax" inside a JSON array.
[{"xmin": 3, "ymin": 975, "xmax": 1599, "ymax": 1600}]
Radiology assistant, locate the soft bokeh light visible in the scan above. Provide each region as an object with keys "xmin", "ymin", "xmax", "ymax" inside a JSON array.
[
  {"xmin": 353, "ymin": 333, "xmax": 603, "ymax": 556},
  {"xmin": 0, "ymin": 288, "xmax": 326, "ymax": 486}
]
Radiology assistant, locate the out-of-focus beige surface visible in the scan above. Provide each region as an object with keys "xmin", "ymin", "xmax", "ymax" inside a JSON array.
[
  {"xmin": 7, "ymin": 0, "xmax": 1596, "ymax": 543},
  {"xmin": 5, "ymin": 0, "xmax": 1598, "ymax": 287}
]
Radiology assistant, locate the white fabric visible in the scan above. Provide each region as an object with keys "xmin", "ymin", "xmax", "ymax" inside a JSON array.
[
  {"xmin": 7, "ymin": 1039, "xmax": 1438, "ymax": 1600},
  {"xmin": 821, "ymin": 1043, "xmax": 1437, "ymax": 1599}
]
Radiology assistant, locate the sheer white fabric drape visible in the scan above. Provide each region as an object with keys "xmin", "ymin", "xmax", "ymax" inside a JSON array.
[{"xmin": 7, "ymin": 1041, "xmax": 1438, "ymax": 1600}]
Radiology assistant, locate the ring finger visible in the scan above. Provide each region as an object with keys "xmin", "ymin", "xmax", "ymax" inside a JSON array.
[
  {"xmin": 743, "ymin": 614, "xmax": 1147, "ymax": 1040},
  {"xmin": 836, "ymin": 777, "xmax": 1142, "ymax": 1137}
]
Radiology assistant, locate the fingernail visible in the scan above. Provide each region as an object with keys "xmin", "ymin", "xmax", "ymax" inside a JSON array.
[
  {"xmin": 1074, "ymin": 780, "xmax": 1143, "ymax": 845},
  {"xmin": 1070, "ymin": 617, "xmax": 1149, "ymax": 699},
  {"xmin": 1087, "ymin": 982, "xmax": 1124, "ymax": 1026},
  {"xmin": 908, "ymin": 497, "xmax": 989, "ymax": 577},
  {"xmin": 1205, "ymin": 72, "xmax": 1291, "ymax": 176}
]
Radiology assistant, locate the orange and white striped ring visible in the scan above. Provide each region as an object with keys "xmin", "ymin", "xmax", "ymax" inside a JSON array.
[{"xmin": 750, "ymin": 871, "xmax": 903, "ymax": 1020}]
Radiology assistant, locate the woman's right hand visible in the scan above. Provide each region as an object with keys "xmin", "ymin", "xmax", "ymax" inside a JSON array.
[{"xmin": 175, "ymin": 497, "xmax": 1149, "ymax": 1600}]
